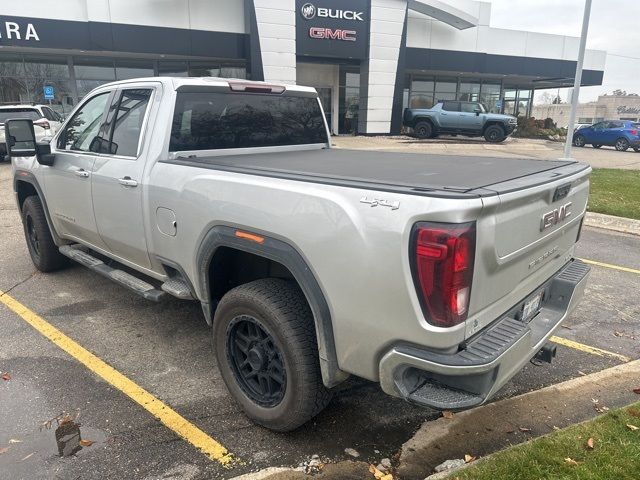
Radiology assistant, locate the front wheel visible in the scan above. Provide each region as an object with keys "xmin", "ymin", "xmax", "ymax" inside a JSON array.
[
  {"xmin": 213, "ymin": 278, "xmax": 331, "ymax": 432},
  {"xmin": 573, "ymin": 134, "xmax": 586, "ymax": 147},
  {"xmin": 484, "ymin": 124, "xmax": 505, "ymax": 143},
  {"xmin": 21, "ymin": 196, "xmax": 68, "ymax": 272},
  {"xmin": 615, "ymin": 137, "xmax": 630, "ymax": 151}
]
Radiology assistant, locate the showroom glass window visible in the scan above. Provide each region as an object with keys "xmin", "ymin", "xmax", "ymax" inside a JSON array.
[
  {"xmin": 409, "ymin": 79, "xmax": 434, "ymax": 109},
  {"xmin": 458, "ymin": 81, "xmax": 480, "ymax": 102},
  {"xmin": 434, "ymin": 79, "xmax": 457, "ymax": 102},
  {"xmin": 480, "ymin": 83, "xmax": 501, "ymax": 113}
]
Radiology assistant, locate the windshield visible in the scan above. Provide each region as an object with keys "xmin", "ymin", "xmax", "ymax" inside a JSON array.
[
  {"xmin": 170, "ymin": 91, "xmax": 328, "ymax": 151},
  {"xmin": 0, "ymin": 108, "xmax": 41, "ymax": 124}
]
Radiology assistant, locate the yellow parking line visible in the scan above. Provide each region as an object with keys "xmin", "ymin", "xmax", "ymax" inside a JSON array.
[
  {"xmin": 550, "ymin": 336, "xmax": 631, "ymax": 363},
  {"xmin": 579, "ymin": 258, "xmax": 640, "ymax": 275},
  {"xmin": 0, "ymin": 291, "xmax": 234, "ymax": 466}
]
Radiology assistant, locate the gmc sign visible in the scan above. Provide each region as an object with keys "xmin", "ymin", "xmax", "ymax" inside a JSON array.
[{"xmin": 309, "ymin": 27, "xmax": 356, "ymax": 41}]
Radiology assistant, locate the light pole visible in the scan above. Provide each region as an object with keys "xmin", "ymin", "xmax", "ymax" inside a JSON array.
[{"xmin": 562, "ymin": 0, "xmax": 593, "ymax": 159}]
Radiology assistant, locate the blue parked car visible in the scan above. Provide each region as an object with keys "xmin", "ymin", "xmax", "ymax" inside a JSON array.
[{"xmin": 573, "ymin": 120, "xmax": 640, "ymax": 152}]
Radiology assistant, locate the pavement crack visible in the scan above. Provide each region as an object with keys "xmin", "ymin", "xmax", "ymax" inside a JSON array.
[{"xmin": 0, "ymin": 271, "xmax": 38, "ymax": 297}]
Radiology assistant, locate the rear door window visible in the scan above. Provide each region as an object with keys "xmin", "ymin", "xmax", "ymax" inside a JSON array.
[
  {"xmin": 442, "ymin": 101, "xmax": 460, "ymax": 112},
  {"xmin": 0, "ymin": 108, "xmax": 41, "ymax": 123},
  {"xmin": 170, "ymin": 91, "xmax": 327, "ymax": 151},
  {"xmin": 41, "ymin": 107, "xmax": 57, "ymax": 121},
  {"xmin": 99, "ymin": 89, "xmax": 152, "ymax": 157},
  {"xmin": 460, "ymin": 102, "xmax": 479, "ymax": 113}
]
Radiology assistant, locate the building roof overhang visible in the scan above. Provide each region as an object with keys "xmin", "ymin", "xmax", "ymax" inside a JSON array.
[{"xmin": 408, "ymin": 0, "xmax": 478, "ymax": 30}]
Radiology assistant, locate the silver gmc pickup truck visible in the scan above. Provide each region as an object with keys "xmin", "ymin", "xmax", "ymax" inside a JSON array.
[{"xmin": 6, "ymin": 77, "xmax": 590, "ymax": 432}]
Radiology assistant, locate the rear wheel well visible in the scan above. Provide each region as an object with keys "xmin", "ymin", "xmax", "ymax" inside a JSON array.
[
  {"xmin": 208, "ymin": 247, "xmax": 297, "ymax": 305},
  {"xmin": 16, "ymin": 180, "xmax": 38, "ymax": 210},
  {"xmin": 413, "ymin": 117, "xmax": 434, "ymax": 128}
]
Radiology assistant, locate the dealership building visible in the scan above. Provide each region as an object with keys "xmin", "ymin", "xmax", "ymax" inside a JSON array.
[{"xmin": 0, "ymin": 0, "xmax": 605, "ymax": 134}]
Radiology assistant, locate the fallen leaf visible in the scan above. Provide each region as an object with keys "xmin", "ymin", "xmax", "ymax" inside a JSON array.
[
  {"xmin": 633, "ymin": 388, "xmax": 640, "ymax": 395},
  {"xmin": 627, "ymin": 407, "xmax": 640, "ymax": 418},
  {"xmin": 519, "ymin": 427, "xmax": 532, "ymax": 433},
  {"xmin": 464, "ymin": 454, "xmax": 476, "ymax": 463},
  {"xmin": 442, "ymin": 411, "xmax": 455, "ymax": 419},
  {"xmin": 1, "ymin": 372, "xmax": 10, "ymax": 381},
  {"xmin": 79, "ymin": 439, "xmax": 94, "ymax": 447},
  {"xmin": 626, "ymin": 424, "xmax": 639, "ymax": 431},
  {"xmin": 9, "ymin": 439, "xmax": 22, "ymax": 444},
  {"xmin": 0, "ymin": 447, "xmax": 8, "ymax": 455},
  {"xmin": 587, "ymin": 438, "xmax": 594, "ymax": 449},
  {"xmin": 369, "ymin": 465, "xmax": 385, "ymax": 479},
  {"xmin": 380, "ymin": 475, "xmax": 393, "ymax": 480},
  {"xmin": 564, "ymin": 458, "xmax": 579, "ymax": 466},
  {"xmin": 614, "ymin": 331, "xmax": 623, "ymax": 337}
]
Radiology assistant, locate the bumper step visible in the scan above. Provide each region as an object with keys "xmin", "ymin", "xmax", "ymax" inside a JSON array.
[
  {"xmin": 409, "ymin": 382, "xmax": 483, "ymax": 410},
  {"xmin": 59, "ymin": 245, "xmax": 165, "ymax": 302}
]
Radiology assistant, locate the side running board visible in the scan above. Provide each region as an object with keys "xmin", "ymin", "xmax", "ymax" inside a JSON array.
[{"xmin": 59, "ymin": 245, "xmax": 165, "ymax": 302}]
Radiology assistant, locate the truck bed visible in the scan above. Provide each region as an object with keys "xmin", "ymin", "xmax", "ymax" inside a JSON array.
[{"xmin": 166, "ymin": 148, "xmax": 589, "ymax": 198}]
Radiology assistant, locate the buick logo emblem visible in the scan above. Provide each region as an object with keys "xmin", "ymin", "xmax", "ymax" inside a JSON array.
[{"xmin": 301, "ymin": 3, "xmax": 316, "ymax": 20}]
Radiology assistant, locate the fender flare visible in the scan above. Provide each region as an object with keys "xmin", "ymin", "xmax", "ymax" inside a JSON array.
[
  {"xmin": 196, "ymin": 225, "xmax": 348, "ymax": 388},
  {"xmin": 13, "ymin": 170, "xmax": 64, "ymax": 246}
]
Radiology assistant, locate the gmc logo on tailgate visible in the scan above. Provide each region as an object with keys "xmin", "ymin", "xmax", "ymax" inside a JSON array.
[{"xmin": 540, "ymin": 202, "xmax": 572, "ymax": 232}]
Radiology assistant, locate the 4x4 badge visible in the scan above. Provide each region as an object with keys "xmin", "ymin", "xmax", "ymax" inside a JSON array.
[{"xmin": 360, "ymin": 197, "xmax": 400, "ymax": 210}]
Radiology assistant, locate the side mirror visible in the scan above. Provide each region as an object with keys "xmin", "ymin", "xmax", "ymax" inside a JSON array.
[
  {"xmin": 5, "ymin": 119, "xmax": 37, "ymax": 157},
  {"xmin": 5, "ymin": 119, "xmax": 55, "ymax": 165},
  {"xmin": 474, "ymin": 109, "xmax": 481, "ymax": 116}
]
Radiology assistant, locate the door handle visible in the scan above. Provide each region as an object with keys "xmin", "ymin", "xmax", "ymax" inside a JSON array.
[
  {"xmin": 74, "ymin": 169, "xmax": 90, "ymax": 178},
  {"xmin": 118, "ymin": 176, "xmax": 138, "ymax": 187}
]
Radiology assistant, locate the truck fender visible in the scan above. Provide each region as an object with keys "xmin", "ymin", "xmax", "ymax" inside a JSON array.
[
  {"xmin": 195, "ymin": 225, "xmax": 348, "ymax": 388},
  {"xmin": 13, "ymin": 170, "xmax": 64, "ymax": 246}
]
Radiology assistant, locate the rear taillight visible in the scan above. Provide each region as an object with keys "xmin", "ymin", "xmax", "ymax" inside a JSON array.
[
  {"xmin": 631, "ymin": 129, "xmax": 638, "ymax": 136},
  {"xmin": 410, "ymin": 222, "xmax": 476, "ymax": 328},
  {"xmin": 34, "ymin": 119, "xmax": 50, "ymax": 130}
]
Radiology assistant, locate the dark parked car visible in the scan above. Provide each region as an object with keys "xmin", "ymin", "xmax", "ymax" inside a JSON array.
[{"xmin": 573, "ymin": 120, "xmax": 640, "ymax": 152}]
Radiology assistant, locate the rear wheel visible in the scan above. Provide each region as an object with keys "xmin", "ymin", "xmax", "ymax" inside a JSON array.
[
  {"xmin": 21, "ymin": 196, "xmax": 68, "ymax": 272},
  {"xmin": 615, "ymin": 137, "xmax": 630, "ymax": 151},
  {"xmin": 413, "ymin": 121, "xmax": 433, "ymax": 139},
  {"xmin": 573, "ymin": 134, "xmax": 586, "ymax": 147},
  {"xmin": 592, "ymin": 144, "xmax": 602, "ymax": 149},
  {"xmin": 484, "ymin": 124, "xmax": 505, "ymax": 143},
  {"xmin": 213, "ymin": 278, "xmax": 331, "ymax": 431}
]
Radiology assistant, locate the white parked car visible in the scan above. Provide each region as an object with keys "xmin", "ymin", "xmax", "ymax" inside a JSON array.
[{"xmin": 0, "ymin": 104, "xmax": 63, "ymax": 160}]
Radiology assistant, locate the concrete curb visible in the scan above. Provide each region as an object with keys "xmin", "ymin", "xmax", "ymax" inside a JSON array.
[
  {"xmin": 398, "ymin": 359, "xmax": 640, "ymax": 480},
  {"xmin": 585, "ymin": 211, "xmax": 640, "ymax": 236}
]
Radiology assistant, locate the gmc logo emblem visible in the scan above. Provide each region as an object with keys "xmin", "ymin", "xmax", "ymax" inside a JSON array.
[
  {"xmin": 309, "ymin": 27, "xmax": 356, "ymax": 41},
  {"xmin": 540, "ymin": 202, "xmax": 572, "ymax": 232}
]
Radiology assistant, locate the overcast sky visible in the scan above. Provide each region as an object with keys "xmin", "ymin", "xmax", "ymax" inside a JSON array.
[{"xmin": 486, "ymin": 0, "xmax": 640, "ymax": 103}]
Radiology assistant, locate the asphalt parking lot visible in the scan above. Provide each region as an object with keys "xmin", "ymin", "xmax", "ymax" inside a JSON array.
[{"xmin": 1, "ymin": 160, "xmax": 639, "ymax": 480}]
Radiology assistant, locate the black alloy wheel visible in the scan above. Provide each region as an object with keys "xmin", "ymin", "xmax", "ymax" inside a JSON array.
[{"xmin": 226, "ymin": 315, "xmax": 286, "ymax": 407}]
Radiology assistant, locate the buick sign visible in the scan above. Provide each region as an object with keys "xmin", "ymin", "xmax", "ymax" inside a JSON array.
[
  {"xmin": 300, "ymin": 3, "xmax": 364, "ymax": 22},
  {"xmin": 301, "ymin": 3, "xmax": 316, "ymax": 20}
]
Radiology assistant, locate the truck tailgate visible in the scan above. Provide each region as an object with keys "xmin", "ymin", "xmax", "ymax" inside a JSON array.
[{"xmin": 465, "ymin": 163, "xmax": 590, "ymax": 338}]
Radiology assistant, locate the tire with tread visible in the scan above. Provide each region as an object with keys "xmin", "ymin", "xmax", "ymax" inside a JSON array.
[
  {"xmin": 413, "ymin": 121, "xmax": 433, "ymax": 139},
  {"xmin": 484, "ymin": 124, "xmax": 505, "ymax": 143},
  {"xmin": 573, "ymin": 134, "xmax": 586, "ymax": 147},
  {"xmin": 213, "ymin": 278, "xmax": 331, "ymax": 431},
  {"xmin": 615, "ymin": 137, "xmax": 630, "ymax": 151},
  {"xmin": 21, "ymin": 196, "xmax": 68, "ymax": 272}
]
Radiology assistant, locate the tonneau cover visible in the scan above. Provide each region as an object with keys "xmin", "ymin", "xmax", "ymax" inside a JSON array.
[{"xmin": 169, "ymin": 148, "xmax": 588, "ymax": 198}]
